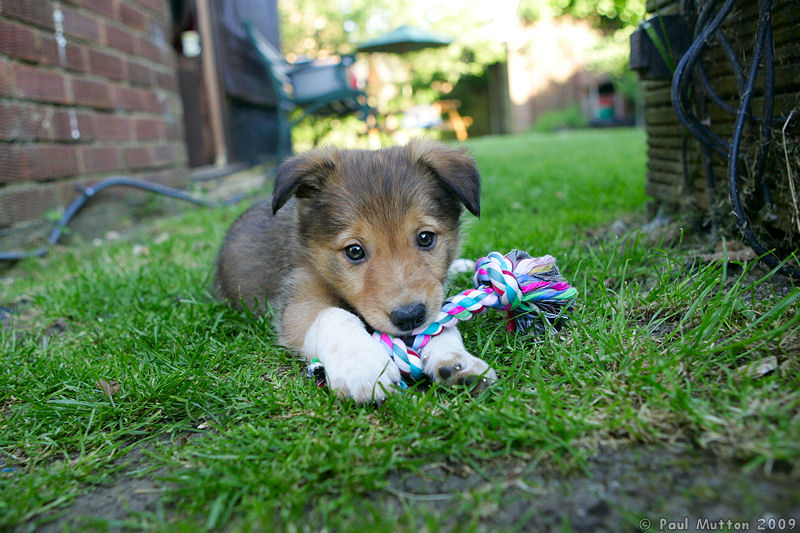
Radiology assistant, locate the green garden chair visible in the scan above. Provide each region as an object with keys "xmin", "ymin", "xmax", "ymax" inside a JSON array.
[{"xmin": 243, "ymin": 22, "xmax": 374, "ymax": 159}]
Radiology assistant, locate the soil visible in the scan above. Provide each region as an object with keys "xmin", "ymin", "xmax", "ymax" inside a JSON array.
[
  {"xmin": 33, "ymin": 445, "xmax": 173, "ymax": 532},
  {"xmin": 27, "ymin": 443, "xmax": 800, "ymax": 531},
  {"xmin": 590, "ymin": 208, "xmax": 799, "ymax": 301},
  {"xmin": 385, "ymin": 445, "xmax": 800, "ymax": 532}
]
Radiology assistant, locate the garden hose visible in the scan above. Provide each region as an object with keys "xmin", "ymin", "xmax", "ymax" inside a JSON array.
[
  {"xmin": 0, "ymin": 176, "xmax": 240, "ymax": 262},
  {"xmin": 672, "ymin": 0, "xmax": 800, "ymax": 278}
]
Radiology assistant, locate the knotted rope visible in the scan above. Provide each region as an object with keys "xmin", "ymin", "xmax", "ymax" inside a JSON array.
[
  {"xmin": 307, "ymin": 250, "xmax": 577, "ymax": 386},
  {"xmin": 373, "ymin": 250, "xmax": 578, "ymax": 380}
]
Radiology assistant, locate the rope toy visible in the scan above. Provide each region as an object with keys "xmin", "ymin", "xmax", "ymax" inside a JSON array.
[{"xmin": 307, "ymin": 250, "xmax": 578, "ymax": 386}]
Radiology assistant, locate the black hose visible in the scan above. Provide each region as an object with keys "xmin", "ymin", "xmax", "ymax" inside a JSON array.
[
  {"xmin": 672, "ymin": 0, "xmax": 736, "ymax": 158},
  {"xmin": 671, "ymin": 0, "xmax": 800, "ymax": 278},
  {"xmin": 752, "ymin": 22, "xmax": 775, "ymax": 210},
  {"xmin": 0, "ymin": 176, "xmax": 239, "ymax": 262},
  {"xmin": 714, "ymin": 32, "xmax": 745, "ymax": 93},
  {"xmin": 726, "ymin": 0, "xmax": 800, "ymax": 277}
]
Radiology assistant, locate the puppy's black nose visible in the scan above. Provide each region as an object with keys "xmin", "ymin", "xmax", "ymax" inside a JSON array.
[{"xmin": 390, "ymin": 302, "xmax": 427, "ymax": 331}]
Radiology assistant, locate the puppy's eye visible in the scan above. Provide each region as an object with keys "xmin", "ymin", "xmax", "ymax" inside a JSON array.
[
  {"xmin": 343, "ymin": 244, "xmax": 366, "ymax": 263},
  {"xmin": 416, "ymin": 231, "xmax": 436, "ymax": 250}
]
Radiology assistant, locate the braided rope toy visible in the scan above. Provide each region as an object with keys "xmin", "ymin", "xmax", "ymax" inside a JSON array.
[{"xmin": 308, "ymin": 250, "xmax": 578, "ymax": 386}]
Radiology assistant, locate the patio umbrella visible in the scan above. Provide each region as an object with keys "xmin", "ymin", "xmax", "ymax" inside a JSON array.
[{"xmin": 356, "ymin": 25, "xmax": 453, "ymax": 54}]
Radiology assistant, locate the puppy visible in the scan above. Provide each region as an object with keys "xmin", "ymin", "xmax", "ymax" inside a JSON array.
[{"xmin": 215, "ymin": 139, "xmax": 497, "ymax": 402}]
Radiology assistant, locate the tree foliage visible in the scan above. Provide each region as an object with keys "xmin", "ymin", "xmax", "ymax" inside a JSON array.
[
  {"xmin": 517, "ymin": 0, "xmax": 645, "ymax": 85},
  {"xmin": 278, "ymin": 0, "xmax": 507, "ymax": 90},
  {"xmin": 517, "ymin": 0, "xmax": 646, "ymax": 32}
]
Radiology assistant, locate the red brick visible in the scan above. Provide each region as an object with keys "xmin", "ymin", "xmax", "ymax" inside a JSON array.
[
  {"xmin": 1, "ymin": 0, "xmax": 55, "ymax": 30},
  {"xmin": 104, "ymin": 23, "xmax": 137, "ymax": 54},
  {"xmin": 49, "ymin": 111, "xmax": 73, "ymax": 141},
  {"xmin": 122, "ymin": 146, "xmax": 153, "ymax": 169},
  {"xmin": 52, "ymin": 111, "xmax": 81, "ymax": 142},
  {"xmin": 72, "ymin": 78, "xmax": 113, "ymax": 108},
  {"xmin": 137, "ymin": 37, "xmax": 161, "ymax": 63},
  {"xmin": 134, "ymin": 0, "xmax": 167, "ymax": 17},
  {"xmin": 113, "ymin": 85, "xmax": 146, "ymax": 111},
  {"xmin": 40, "ymin": 34, "xmax": 88, "ymax": 71},
  {"xmin": 172, "ymin": 144, "xmax": 187, "ymax": 166},
  {"xmin": 75, "ymin": 110, "xmax": 95, "ymax": 139},
  {"xmin": 0, "ymin": 145, "xmax": 26, "ymax": 183},
  {"xmin": 0, "ymin": 101, "xmax": 45, "ymax": 140},
  {"xmin": 143, "ymin": 90, "xmax": 166, "ymax": 113},
  {"xmin": 15, "ymin": 63, "xmax": 69, "ymax": 103},
  {"xmin": 0, "ymin": 103, "xmax": 92, "ymax": 142},
  {"xmin": 164, "ymin": 118, "xmax": 183, "ymax": 140},
  {"xmin": 0, "ymin": 184, "xmax": 59, "ymax": 226},
  {"xmin": 154, "ymin": 69, "xmax": 178, "ymax": 91},
  {"xmin": 52, "ymin": 108, "xmax": 94, "ymax": 141},
  {"xmin": 119, "ymin": 3, "xmax": 148, "ymax": 31},
  {"xmin": 0, "ymin": 59, "xmax": 14, "ymax": 96},
  {"xmin": 39, "ymin": 34, "xmax": 63, "ymax": 67},
  {"xmin": 88, "ymin": 48, "xmax": 125, "ymax": 80},
  {"xmin": 61, "ymin": 6, "xmax": 101, "ymax": 41},
  {"xmin": 74, "ymin": 0, "xmax": 118, "ymax": 19},
  {"xmin": 0, "ymin": 101, "xmax": 21, "ymax": 140},
  {"xmin": 0, "ymin": 19, "xmax": 39, "ymax": 62},
  {"xmin": 23, "ymin": 144, "xmax": 80, "ymax": 179},
  {"xmin": 81, "ymin": 146, "xmax": 120, "ymax": 173},
  {"xmin": 65, "ymin": 43, "xmax": 88, "ymax": 72},
  {"xmin": 134, "ymin": 118, "xmax": 163, "ymax": 140},
  {"xmin": 153, "ymin": 143, "xmax": 173, "ymax": 165},
  {"xmin": 161, "ymin": 47, "xmax": 177, "ymax": 70},
  {"xmin": 127, "ymin": 60, "xmax": 153, "ymax": 86},
  {"xmin": 94, "ymin": 113, "xmax": 132, "ymax": 141}
]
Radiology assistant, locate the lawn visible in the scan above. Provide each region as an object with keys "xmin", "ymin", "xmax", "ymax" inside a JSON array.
[{"xmin": 1, "ymin": 128, "xmax": 798, "ymax": 531}]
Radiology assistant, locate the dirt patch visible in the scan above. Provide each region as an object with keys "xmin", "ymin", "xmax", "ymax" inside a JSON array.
[
  {"xmin": 33, "ymin": 444, "xmax": 174, "ymax": 532},
  {"xmin": 36, "ymin": 475, "xmax": 165, "ymax": 531},
  {"xmin": 28, "ymin": 443, "xmax": 800, "ymax": 530},
  {"xmin": 602, "ymin": 208, "xmax": 798, "ymax": 286},
  {"xmin": 0, "ymin": 299, "xmax": 72, "ymax": 347},
  {"xmin": 385, "ymin": 444, "xmax": 800, "ymax": 531}
]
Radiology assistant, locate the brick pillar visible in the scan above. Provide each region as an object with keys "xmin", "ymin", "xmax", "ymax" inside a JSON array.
[{"xmin": 0, "ymin": 0, "xmax": 188, "ymax": 236}]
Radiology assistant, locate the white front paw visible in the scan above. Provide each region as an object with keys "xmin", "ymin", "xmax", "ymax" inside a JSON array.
[
  {"xmin": 324, "ymin": 342, "xmax": 402, "ymax": 403},
  {"xmin": 304, "ymin": 308, "xmax": 402, "ymax": 403},
  {"xmin": 422, "ymin": 327, "xmax": 497, "ymax": 393}
]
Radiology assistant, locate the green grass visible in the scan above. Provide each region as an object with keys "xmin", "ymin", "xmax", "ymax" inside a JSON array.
[
  {"xmin": 529, "ymin": 104, "xmax": 589, "ymax": 133},
  {"xmin": 1, "ymin": 128, "xmax": 798, "ymax": 530}
]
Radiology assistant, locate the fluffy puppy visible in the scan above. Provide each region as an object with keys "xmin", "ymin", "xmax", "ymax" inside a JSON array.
[{"xmin": 215, "ymin": 139, "xmax": 496, "ymax": 402}]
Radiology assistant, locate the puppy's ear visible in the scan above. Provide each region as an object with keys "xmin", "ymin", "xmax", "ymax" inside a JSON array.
[
  {"xmin": 272, "ymin": 149, "xmax": 337, "ymax": 214},
  {"xmin": 409, "ymin": 140, "xmax": 481, "ymax": 217}
]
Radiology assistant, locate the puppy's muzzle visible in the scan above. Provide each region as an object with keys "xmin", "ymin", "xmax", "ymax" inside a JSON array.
[{"xmin": 390, "ymin": 302, "xmax": 427, "ymax": 331}]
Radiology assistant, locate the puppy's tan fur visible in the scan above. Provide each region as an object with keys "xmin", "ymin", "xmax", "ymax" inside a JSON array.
[{"xmin": 215, "ymin": 139, "xmax": 496, "ymax": 402}]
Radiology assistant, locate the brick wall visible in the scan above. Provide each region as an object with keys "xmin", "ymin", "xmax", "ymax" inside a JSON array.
[{"xmin": 0, "ymin": 0, "xmax": 187, "ymax": 232}]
